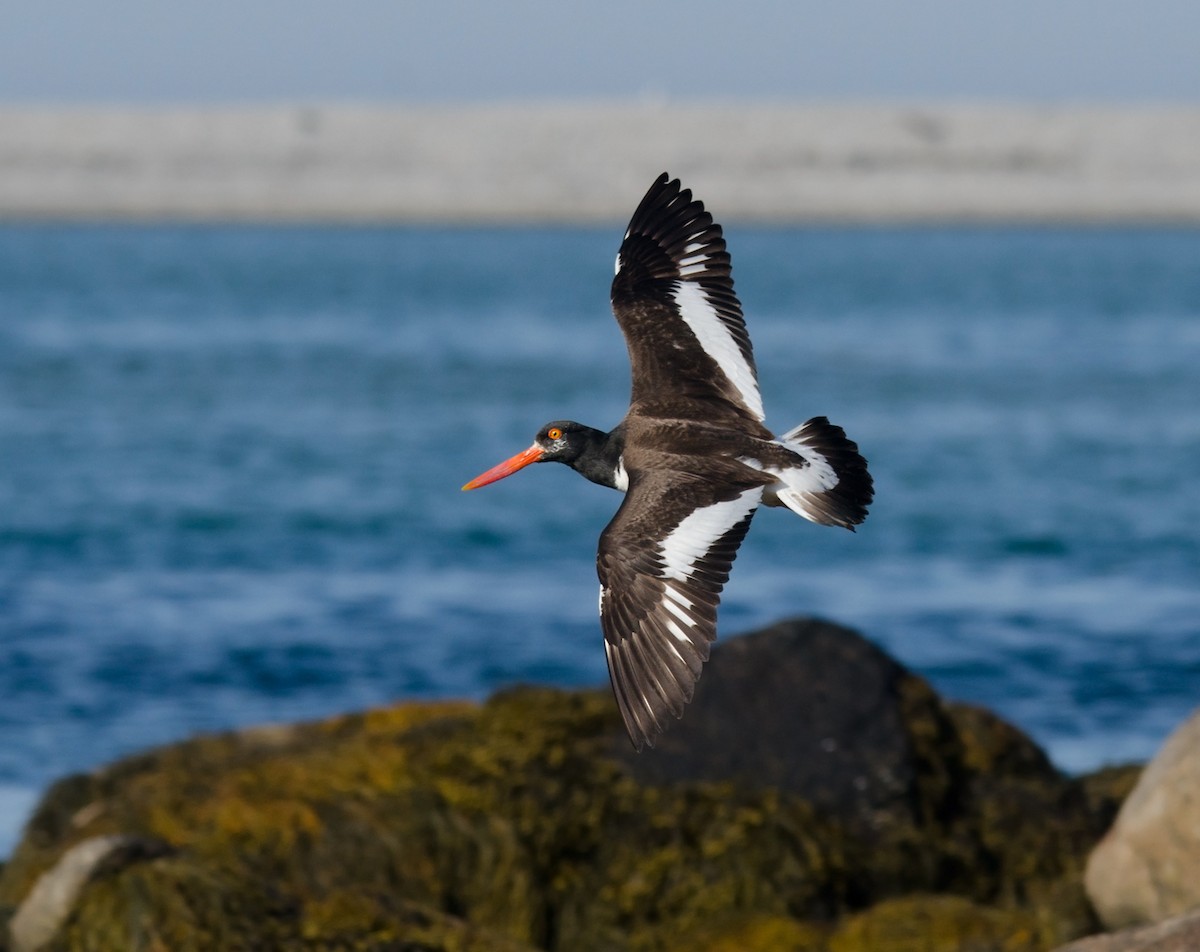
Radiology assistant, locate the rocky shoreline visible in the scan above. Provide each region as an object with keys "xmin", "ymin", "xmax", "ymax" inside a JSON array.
[
  {"xmin": 5, "ymin": 617, "xmax": 1189, "ymax": 952},
  {"xmin": 2, "ymin": 102, "xmax": 1200, "ymax": 223}
]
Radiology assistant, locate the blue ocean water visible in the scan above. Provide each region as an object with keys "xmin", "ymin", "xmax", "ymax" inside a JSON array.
[{"xmin": 2, "ymin": 223, "xmax": 1198, "ymax": 855}]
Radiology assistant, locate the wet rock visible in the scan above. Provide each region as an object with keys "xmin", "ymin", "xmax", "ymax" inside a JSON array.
[
  {"xmin": 1054, "ymin": 909, "xmax": 1200, "ymax": 951},
  {"xmin": 828, "ymin": 895, "xmax": 1047, "ymax": 951},
  {"xmin": 1085, "ymin": 707, "xmax": 1200, "ymax": 928},
  {"xmin": 8, "ymin": 835, "xmax": 171, "ymax": 952},
  {"xmin": 944, "ymin": 700, "xmax": 1059, "ymax": 781},
  {"xmin": 615, "ymin": 618, "xmax": 966, "ymax": 834},
  {"xmin": 0, "ymin": 618, "xmax": 1126, "ymax": 951}
]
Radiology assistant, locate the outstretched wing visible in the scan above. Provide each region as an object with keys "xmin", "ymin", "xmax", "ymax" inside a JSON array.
[
  {"xmin": 611, "ymin": 172, "xmax": 764, "ymax": 425},
  {"xmin": 597, "ymin": 471, "xmax": 762, "ymax": 749}
]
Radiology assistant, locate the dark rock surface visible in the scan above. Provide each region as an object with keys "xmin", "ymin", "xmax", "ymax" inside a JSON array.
[
  {"xmin": 0, "ymin": 618, "xmax": 1133, "ymax": 952},
  {"xmin": 616, "ymin": 618, "xmax": 966, "ymax": 834}
]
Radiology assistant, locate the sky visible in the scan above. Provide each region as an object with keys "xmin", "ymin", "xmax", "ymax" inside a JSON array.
[{"xmin": 2, "ymin": 1, "xmax": 1199, "ymax": 104}]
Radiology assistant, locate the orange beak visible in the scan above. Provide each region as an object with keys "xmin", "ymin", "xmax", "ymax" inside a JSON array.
[{"xmin": 462, "ymin": 444, "xmax": 544, "ymax": 490}]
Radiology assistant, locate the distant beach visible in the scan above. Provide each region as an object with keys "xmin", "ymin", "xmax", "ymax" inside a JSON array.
[{"xmin": 2, "ymin": 101, "xmax": 1199, "ymax": 223}]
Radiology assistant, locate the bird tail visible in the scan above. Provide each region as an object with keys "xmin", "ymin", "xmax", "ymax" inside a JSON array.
[{"xmin": 766, "ymin": 417, "xmax": 873, "ymax": 530}]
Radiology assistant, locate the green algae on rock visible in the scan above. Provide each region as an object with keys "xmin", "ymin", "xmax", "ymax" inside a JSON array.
[
  {"xmin": 828, "ymin": 895, "xmax": 1047, "ymax": 952},
  {"xmin": 0, "ymin": 619, "xmax": 1131, "ymax": 952}
]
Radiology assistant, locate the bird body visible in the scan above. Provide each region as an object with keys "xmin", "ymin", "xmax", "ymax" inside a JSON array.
[{"xmin": 464, "ymin": 173, "xmax": 873, "ymax": 749}]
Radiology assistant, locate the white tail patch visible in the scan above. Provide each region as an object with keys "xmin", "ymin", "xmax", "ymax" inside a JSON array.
[{"xmin": 741, "ymin": 428, "xmax": 841, "ymax": 525}]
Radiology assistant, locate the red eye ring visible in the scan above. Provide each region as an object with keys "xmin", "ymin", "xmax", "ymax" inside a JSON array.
[{"xmin": 547, "ymin": 427, "xmax": 562, "ymax": 440}]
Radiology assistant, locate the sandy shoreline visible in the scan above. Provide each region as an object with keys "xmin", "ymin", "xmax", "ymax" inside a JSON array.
[{"xmin": 2, "ymin": 101, "xmax": 1200, "ymax": 223}]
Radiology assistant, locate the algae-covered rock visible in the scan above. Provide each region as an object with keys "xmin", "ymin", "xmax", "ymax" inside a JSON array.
[
  {"xmin": 0, "ymin": 618, "xmax": 1126, "ymax": 952},
  {"xmin": 8, "ymin": 835, "xmax": 172, "ymax": 952},
  {"xmin": 829, "ymin": 895, "xmax": 1046, "ymax": 952},
  {"xmin": 661, "ymin": 911, "xmax": 828, "ymax": 952},
  {"xmin": 1076, "ymin": 764, "xmax": 1141, "ymax": 830}
]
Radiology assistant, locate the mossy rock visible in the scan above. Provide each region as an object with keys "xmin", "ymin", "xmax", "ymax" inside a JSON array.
[
  {"xmin": 829, "ymin": 895, "xmax": 1045, "ymax": 952},
  {"xmin": 662, "ymin": 912, "xmax": 828, "ymax": 952},
  {"xmin": 60, "ymin": 868, "xmax": 541, "ymax": 952},
  {"xmin": 0, "ymin": 619, "xmax": 1124, "ymax": 951},
  {"xmin": 1076, "ymin": 763, "xmax": 1141, "ymax": 831}
]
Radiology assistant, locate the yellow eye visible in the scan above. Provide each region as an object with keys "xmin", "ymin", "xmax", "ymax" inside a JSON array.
[{"xmin": 547, "ymin": 427, "xmax": 562, "ymax": 440}]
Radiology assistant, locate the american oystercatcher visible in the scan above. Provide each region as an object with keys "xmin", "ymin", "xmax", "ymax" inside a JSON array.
[{"xmin": 464, "ymin": 173, "xmax": 873, "ymax": 750}]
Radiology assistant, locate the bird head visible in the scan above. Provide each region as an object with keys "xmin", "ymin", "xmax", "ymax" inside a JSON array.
[{"xmin": 462, "ymin": 421, "xmax": 584, "ymax": 489}]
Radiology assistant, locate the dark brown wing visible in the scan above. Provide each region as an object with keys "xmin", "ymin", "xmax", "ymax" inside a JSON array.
[
  {"xmin": 597, "ymin": 470, "xmax": 761, "ymax": 749},
  {"xmin": 610, "ymin": 173, "xmax": 764, "ymax": 424}
]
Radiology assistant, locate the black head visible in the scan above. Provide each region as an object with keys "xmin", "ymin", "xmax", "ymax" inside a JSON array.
[
  {"xmin": 532, "ymin": 420, "xmax": 595, "ymax": 464},
  {"xmin": 462, "ymin": 420, "xmax": 618, "ymax": 490}
]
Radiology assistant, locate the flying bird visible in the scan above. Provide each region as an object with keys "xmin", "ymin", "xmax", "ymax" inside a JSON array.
[{"xmin": 463, "ymin": 173, "xmax": 873, "ymax": 750}]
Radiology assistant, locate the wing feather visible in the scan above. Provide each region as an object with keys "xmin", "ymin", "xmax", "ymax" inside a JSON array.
[
  {"xmin": 597, "ymin": 473, "xmax": 761, "ymax": 749},
  {"xmin": 611, "ymin": 173, "xmax": 764, "ymax": 424}
]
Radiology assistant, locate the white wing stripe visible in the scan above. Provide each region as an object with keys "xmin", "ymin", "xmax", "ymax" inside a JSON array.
[
  {"xmin": 678, "ymin": 239, "xmax": 709, "ymax": 275},
  {"xmin": 658, "ymin": 489, "xmax": 762, "ymax": 584},
  {"xmin": 664, "ymin": 617, "xmax": 691, "ymax": 645},
  {"xmin": 664, "ymin": 586, "xmax": 694, "ymax": 611},
  {"xmin": 672, "ymin": 282, "xmax": 763, "ymax": 420},
  {"xmin": 662, "ymin": 594, "xmax": 692, "ymax": 625}
]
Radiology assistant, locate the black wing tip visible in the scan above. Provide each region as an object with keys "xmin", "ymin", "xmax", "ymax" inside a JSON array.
[
  {"xmin": 615, "ymin": 172, "xmax": 729, "ymax": 283},
  {"xmin": 628, "ymin": 724, "xmax": 653, "ymax": 753},
  {"xmin": 611, "ymin": 644, "xmax": 693, "ymax": 752},
  {"xmin": 607, "ymin": 627, "xmax": 701, "ymax": 750},
  {"xmin": 628, "ymin": 170, "xmax": 712, "ymax": 233},
  {"xmin": 621, "ymin": 696, "xmax": 685, "ymax": 752},
  {"xmin": 646, "ymin": 171, "xmax": 682, "ymax": 204}
]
